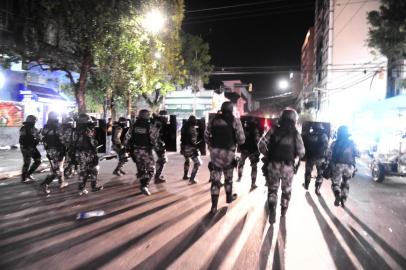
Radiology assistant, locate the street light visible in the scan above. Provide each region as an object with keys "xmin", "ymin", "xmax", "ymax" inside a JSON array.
[
  {"xmin": 278, "ymin": 79, "xmax": 289, "ymax": 90},
  {"xmin": 143, "ymin": 9, "xmax": 165, "ymax": 34},
  {"xmin": 154, "ymin": 51, "xmax": 162, "ymax": 59}
]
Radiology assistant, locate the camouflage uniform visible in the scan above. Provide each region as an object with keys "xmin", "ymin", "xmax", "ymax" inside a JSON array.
[
  {"xmin": 126, "ymin": 112, "xmax": 158, "ymax": 196},
  {"xmin": 19, "ymin": 118, "xmax": 42, "ymax": 182},
  {"xmin": 303, "ymin": 128, "xmax": 329, "ymax": 195},
  {"xmin": 237, "ymin": 119, "xmax": 261, "ymax": 188},
  {"xmin": 112, "ymin": 119, "xmax": 129, "ymax": 176},
  {"xmin": 75, "ymin": 115, "xmax": 103, "ymax": 195},
  {"xmin": 258, "ymin": 109, "xmax": 305, "ymax": 223},
  {"xmin": 181, "ymin": 116, "xmax": 202, "ymax": 183},
  {"xmin": 205, "ymin": 104, "xmax": 245, "ymax": 213},
  {"xmin": 61, "ymin": 121, "xmax": 77, "ymax": 178},
  {"xmin": 328, "ymin": 126, "xmax": 359, "ymax": 207},
  {"xmin": 153, "ymin": 113, "xmax": 169, "ymax": 183},
  {"xmin": 41, "ymin": 118, "xmax": 68, "ymax": 193}
]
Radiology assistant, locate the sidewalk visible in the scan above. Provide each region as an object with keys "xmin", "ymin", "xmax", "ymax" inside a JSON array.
[{"xmin": 0, "ymin": 146, "xmax": 49, "ymax": 180}]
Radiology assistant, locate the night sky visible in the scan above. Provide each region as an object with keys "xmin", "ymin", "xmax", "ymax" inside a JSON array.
[{"xmin": 182, "ymin": 0, "xmax": 315, "ymax": 99}]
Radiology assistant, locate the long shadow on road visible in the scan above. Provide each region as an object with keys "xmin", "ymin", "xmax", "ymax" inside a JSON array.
[
  {"xmin": 272, "ymin": 217, "xmax": 287, "ymax": 270},
  {"xmin": 318, "ymin": 196, "xmax": 392, "ymax": 270},
  {"xmin": 344, "ymin": 207, "xmax": 406, "ymax": 268},
  {"xmin": 0, "ymin": 198, "xmax": 183, "ymax": 269},
  {"xmin": 305, "ymin": 193, "xmax": 356, "ymax": 269},
  {"xmin": 73, "ymin": 198, "xmax": 212, "ymax": 270},
  {"xmin": 131, "ymin": 207, "xmax": 228, "ymax": 270}
]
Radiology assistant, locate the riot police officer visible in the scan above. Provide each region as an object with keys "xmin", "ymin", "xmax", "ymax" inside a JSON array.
[
  {"xmin": 112, "ymin": 117, "xmax": 129, "ymax": 176},
  {"xmin": 126, "ymin": 109, "xmax": 158, "ymax": 196},
  {"xmin": 303, "ymin": 122, "xmax": 329, "ymax": 195},
  {"xmin": 237, "ymin": 116, "xmax": 261, "ymax": 190},
  {"xmin": 204, "ymin": 102, "xmax": 245, "ymax": 214},
  {"xmin": 180, "ymin": 115, "xmax": 202, "ymax": 184},
  {"xmin": 61, "ymin": 116, "xmax": 77, "ymax": 178},
  {"xmin": 75, "ymin": 114, "xmax": 103, "ymax": 195},
  {"xmin": 19, "ymin": 115, "xmax": 41, "ymax": 183},
  {"xmin": 40, "ymin": 112, "xmax": 68, "ymax": 193},
  {"xmin": 258, "ymin": 109, "xmax": 305, "ymax": 223},
  {"xmin": 328, "ymin": 125, "xmax": 359, "ymax": 207},
  {"xmin": 153, "ymin": 110, "xmax": 169, "ymax": 183}
]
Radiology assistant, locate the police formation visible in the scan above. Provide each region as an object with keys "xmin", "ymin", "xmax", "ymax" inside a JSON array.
[{"xmin": 19, "ymin": 102, "xmax": 359, "ymax": 224}]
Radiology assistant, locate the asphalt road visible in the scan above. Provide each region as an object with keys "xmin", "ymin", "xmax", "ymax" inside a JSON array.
[{"xmin": 0, "ymin": 153, "xmax": 405, "ymax": 270}]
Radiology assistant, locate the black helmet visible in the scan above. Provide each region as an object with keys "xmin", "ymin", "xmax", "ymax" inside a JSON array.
[
  {"xmin": 48, "ymin": 111, "xmax": 58, "ymax": 121},
  {"xmin": 280, "ymin": 109, "xmax": 297, "ymax": 124},
  {"xmin": 76, "ymin": 113, "xmax": 92, "ymax": 125},
  {"xmin": 313, "ymin": 122, "xmax": 324, "ymax": 131},
  {"xmin": 138, "ymin": 109, "xmax": 150, "ymax": 120},
  {"xmin": 221, "ymin": 101, "xmax": 234, "ymax": 114},
  {"xmin": 188, "ymin": 115, "xmax": 197, "ymax": 124},
  {"xmin": 159, "ymin": 110, "xmax": 168, "ymax": 116},
  {"xmin": 337, "ymin": 125, "xmax": 350, "ymax": 139},
  {"xmin": 25, "ymin": 115, "xmax": 37, "ymax": 124}
]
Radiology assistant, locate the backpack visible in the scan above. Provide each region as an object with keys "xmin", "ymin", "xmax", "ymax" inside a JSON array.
[
  {"xmin": 268, "ymin": 127, "xmax": 297, "ymax": 164},
  {"xmin": 332, "ymin": 139, "xmax": 355, "ymax": 165}
]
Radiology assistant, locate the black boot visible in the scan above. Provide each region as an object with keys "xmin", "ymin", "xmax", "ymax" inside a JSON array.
[
  {"xmin": 189, "ymin": 171, "xmax": 198, "ymax": 184},
  {"xmin": 334, "ymin": 190, "xmax": 341, "ymax": 206},
  {"xmin": 340, "ymin": 196, "xmax": 346, "ymax": 208},
  {"xmin": 140, "ymin": 186, "xmax": 151, "ymax": 196},
  {"xmin": 183, "ymin": 173, "xmax": 189, "ymax": 180},
  {"xmin": 211, "ymin": 195, "xmax": 219, "ymax": 214},
  {"xmin": 315, "ymin": 183, "xmax": 321, "ymax": 196},
  {"xmin": 41, "ymin": 183, "xmax": 50, "ymax": 194},
  {"xmin": 281, "ymin": 206, "xmax": 288, "ymax": 217},
  {"xmin": 251, "ymin": 178, "xmax": 257, "ymax": 190},
  {"xmin": 303, "ymin": 178, "xmax": 310, "ymax": 190},
  {"xmin": 91, "ymin": 181, "xmax": 104, "ymax": 192},
  {"xmin": 269, "ymin": 204, "xmax": 276, "ymax": 224},
  {"xmin": 154, "ymin": 175, "xmax": 166, "ymax": 184},
  {"xmin": 226, "ymin": 192, "xmax": 237, "ymax": 203}
]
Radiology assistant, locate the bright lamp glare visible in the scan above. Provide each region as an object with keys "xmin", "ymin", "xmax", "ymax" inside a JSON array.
[
  {"xmin": 154, "ymin": 51, "xmax": 162, "ymax": 59},
  {"xmin": 143, "ymin": 10, "xmax": 165, "ymax": 34},
  {"xmin": 0, "ymin": 72, "xmax": 5, "ymax": 88},
  {"xmin": 279, "ymin": 80, "xmax": 289, "ymax": 90}
]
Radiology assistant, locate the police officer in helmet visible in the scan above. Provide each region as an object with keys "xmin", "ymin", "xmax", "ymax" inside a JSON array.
[
  {"xmin": 153, "ymin": 110, "xmax": 169, "ymax": 183},
  {"xmin": 112, "ymin": 117, "xmax": 129, "ymax": 176},
  {"xmin": 75, "ymin": 114, "xmax": 103, "ymax": 195},
  {"xmin": 258, "ymin": 108, "xmax": 305, "ymax": 223},
  {"xmin": 303, "ymin": 122, "xmax": 329, "ymax": 195},
  {"xmin": 180, "ymin": 115, "xmax": 202, "ymax": 184},
  {"xmin": 19, "ymin": 115, "xmax": 42, "ymax": 183},
  {"xmin": 126, "ymin": 109, "xmax": 158, "ymax": 196},
  {"xmin": 41, "ymin": 111, "xmax": 68, "ymax": 194},
  {"xmin": 205, "ymin": 101, "xmax": 245, "ymax": 214}
]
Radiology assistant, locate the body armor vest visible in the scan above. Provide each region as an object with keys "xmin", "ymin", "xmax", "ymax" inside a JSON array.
[
  {"xmin": 43, "ymin": 124, "xmax": 63, "ymax": 149},
  {"xmin": 332, "ymin": 139, "xmax": 355, "ymax": 165},
  {"xmin": 211, "ymin": 116, "xmax": 235, "ymax": 149},
  {"xmin": 305, "ymin": 132, "xmax": 326, "ymax": 159},
  {"xmin": 130, "ymin": 120, "xmax": 151, "ymax": 148},
  {"xmin": 19, "ymin": 125, "xmax": 37, "ymax": 147},
  {"xmin": 268, "ymin": 127, "xmax": 297, "ymax": 163}
]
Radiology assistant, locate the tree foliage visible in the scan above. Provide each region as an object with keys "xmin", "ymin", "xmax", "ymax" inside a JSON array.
[
  {"xmin": 368, "ymin": 0, "xmax": 406, "ymax": 97},
  {"xmin": 181, "ymin": 33, "xmax": 213, "ymax": 92}
]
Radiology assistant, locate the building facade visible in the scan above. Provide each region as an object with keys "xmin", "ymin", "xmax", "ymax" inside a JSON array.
[{"xmin": 314, "ymin": 0, "xmax": 387, "ymax": 127}]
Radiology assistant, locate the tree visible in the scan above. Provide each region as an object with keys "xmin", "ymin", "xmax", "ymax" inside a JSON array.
[
  {"xmin": 181, "ymin": 33, "xmax": 213, "ymax": 92},
  {"xmin": 368, "ymin": 0, "xmax": 406, "ymax": 97},
  {"xmin": 1, "ymin": 0, "xmax": 135, "ymax": 113}
]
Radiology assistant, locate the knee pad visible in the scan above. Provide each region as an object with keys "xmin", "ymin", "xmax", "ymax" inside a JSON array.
[{"xmin": 211, "ymin": 185, "xmax": 220, "ymax": 195}]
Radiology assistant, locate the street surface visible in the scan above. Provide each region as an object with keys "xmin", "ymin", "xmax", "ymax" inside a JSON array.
[{"xmin": 0, "ymin": 153, "xmax": 405, "ymax": 270}]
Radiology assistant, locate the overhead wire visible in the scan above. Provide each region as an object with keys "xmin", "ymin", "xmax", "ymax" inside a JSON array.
[
  {"xmin": 335, "ymin": 0, "xmax": 368, "ymax": 39},
  {"xmin": 185, "ymin": 0, "xmax": 285, "ymax": 13}
]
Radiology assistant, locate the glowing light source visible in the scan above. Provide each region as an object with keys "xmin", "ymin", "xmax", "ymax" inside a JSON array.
[
  {"xmin": 278, "ymin": 80, "xmax": 289, "ymax": 90},
  {"xmin": 154, "ymin": 51, "xmax": 162, "ymax": 59},
  {"xmin": 0, "ymin": 72, "xmax": 5, "ymax": 88},
  {"xmin": 143, "ymin": 9, "xmax": 165, "ymax": 34}
]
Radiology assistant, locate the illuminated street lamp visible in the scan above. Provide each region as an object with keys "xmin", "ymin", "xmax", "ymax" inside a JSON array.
[
  {"xmin": 143, "ymin": 9, "xmax": 165, "ymax": 34},
  {"xmin": 278, "ymin": 79, "xmax": 289, "ymax": 90},
  {"xmin": 154, "ymin": 51, "xmax": 162, "ymax": 59}
]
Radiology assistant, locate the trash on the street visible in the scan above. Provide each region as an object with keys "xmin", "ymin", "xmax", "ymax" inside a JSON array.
[{"xmin": 76, "ymin": 210, "xmax": 106, "ymax": 220}]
